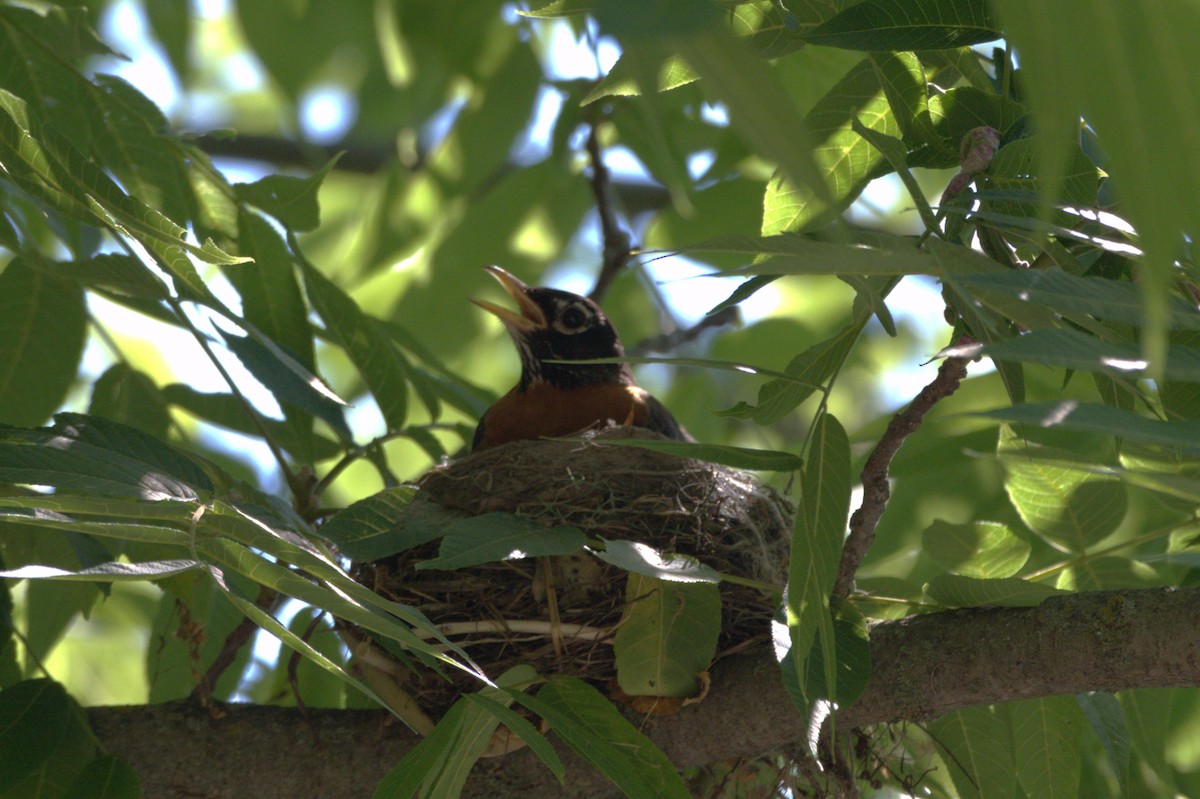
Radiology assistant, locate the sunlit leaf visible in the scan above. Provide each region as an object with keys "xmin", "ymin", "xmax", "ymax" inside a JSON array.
[
  {"xmin": 593, "ymin": 540, "xmax": 719, "ymax": 584},
  {"xmin": 234, "ymin": 154, "xmax": 341, "ymax": 232},
  {"xmin": 417, "ymin": 513, "xmax": 585, "ymax": 571},
  {"xmin": 0, "ymin": 414, "xmax": 213, "ymax": 500},
  {"xmin": 613, "ymin": 574, "xmax": 720, "ymax": 696},
  {"xmin": 787, "ymin": 413, "xmax": 850, "ymax": 707},
  {"xmin": 922, "ymin": 520, "xmax": 1030, "ymax": 579},
  {"xmin": 806, "ymin": 0, "xmax": 999, "ymax": 50},
  {"xmin": 929, "ymin": 706, "xmax": 1017, "ymax": 799},
  {"xmin": 301, "ymin": 260, "xmax": 410, "ymax": 431},
  {"xmin": 762, "ymin": 58, "xmax": 895, "ymax": 235},
  {"xmin": 1011, "ymin": 696, "xmax": 1083, "ymax": 799},
  {"xmin": 0, "ymin": 559, "xmax": 200, "ymax": 582}
]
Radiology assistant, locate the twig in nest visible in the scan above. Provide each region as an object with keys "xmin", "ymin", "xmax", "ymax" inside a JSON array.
[
  {"xmin": 832, "ymin": 352, "xmax": 972, "ymax": 598},
  {"xmin": 412, "ymin": 619, "xmax": 613, "ymax": 643},
  {"xmin": 584, "ymin": 121, "xmax": 633, "ymax": 304}
]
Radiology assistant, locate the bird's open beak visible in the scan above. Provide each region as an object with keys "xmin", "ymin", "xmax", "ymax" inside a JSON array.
[{"xmin": 471, "ymin": 266, "xmax": 546, "ymax": 333}]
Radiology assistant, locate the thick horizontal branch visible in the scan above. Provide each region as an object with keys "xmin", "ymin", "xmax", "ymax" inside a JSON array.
[{"xmin": 88, "ymin": 587, "xmax": 1200, "ymax": 798}]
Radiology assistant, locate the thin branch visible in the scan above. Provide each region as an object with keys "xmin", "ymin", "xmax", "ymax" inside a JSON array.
[
  {"xmin": 629, "ymin": 306, "xmax": 741, "ymax": 355},
  {"xmin": 584, "ymin": 121, "xmax": 634, "ymax": 304},
  {"xmin": 833, "ymin": 352, "xmax": 971, "ymax": 598},
  {"xmin": 191, "ymin": 587, "xmax": 277, "ymax": 707}
]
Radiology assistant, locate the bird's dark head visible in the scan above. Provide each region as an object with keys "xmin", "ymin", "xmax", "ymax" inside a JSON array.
[{"xmin": 472, "ymin": 266, "xmax": 630, "ymax": 390}]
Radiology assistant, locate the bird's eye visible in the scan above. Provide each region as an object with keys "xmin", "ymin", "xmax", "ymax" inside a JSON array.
[{"xmin": 558, "ymin": 304, "xmax": 589, "ymax": 332}]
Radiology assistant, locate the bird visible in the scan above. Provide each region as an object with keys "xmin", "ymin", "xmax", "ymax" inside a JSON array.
[{"xmin": 470, "ymin": 266, "xmax": 691, "ymax": 451}]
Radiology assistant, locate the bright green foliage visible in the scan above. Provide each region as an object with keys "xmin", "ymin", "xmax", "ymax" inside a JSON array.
[
  {"xmin": 0, "ymin": 1, "xmax": 1199, "ymax": 797},
  {"xmin": 613, "ymin": 573, "xmax": 721, "ymax": 697}
]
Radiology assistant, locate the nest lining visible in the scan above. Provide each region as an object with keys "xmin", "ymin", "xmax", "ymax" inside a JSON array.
[{"xmin": 355, "ymin": 426, "xmax": 794, "ymax": 716}]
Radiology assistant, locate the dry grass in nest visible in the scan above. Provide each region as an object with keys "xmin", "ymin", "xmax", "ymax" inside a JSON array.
[{"xmin": 355, "ymin": 426, "xmax": 793, "ymax": 718}]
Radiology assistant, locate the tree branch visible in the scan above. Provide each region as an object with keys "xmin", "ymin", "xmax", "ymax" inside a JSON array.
[
  {"xmin": 833, "ymin": 354, "xmax": 971, "ymax": 598},
  {"xmin": 88, "ymin": 586, "xmax": 1200, "ymax": 799},
  {"xmin": 583, "ymin": 121, "xmax": 634, "ymax": 305}
]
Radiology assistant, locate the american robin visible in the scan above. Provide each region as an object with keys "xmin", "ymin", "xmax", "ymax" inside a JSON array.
[{"xmin": 471, "ymin": 266, "xmax": 692, "ymax": 451}]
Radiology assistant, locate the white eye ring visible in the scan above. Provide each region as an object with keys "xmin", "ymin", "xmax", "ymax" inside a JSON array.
[{"xmin": 555, "ymin": 302, "xmax": 592, "ymax": 333}]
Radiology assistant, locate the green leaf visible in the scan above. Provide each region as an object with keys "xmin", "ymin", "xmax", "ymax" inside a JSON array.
[
  {"xmin": 787, "ymin": 413, "xmax": 850, "ymax": 707},
  {"xmin": 870, "ymin": 51, "xmax": 931, "ymax": 145},
  {"xmin": 686, "ymin": 232, "xmax": 941, "ymax": 277},
  {"xmin": 802, "ymin": 610, "xmax": 870, "ymax": 707},
  {"xmin": 417, "ymin": 514, "xmax": 585, "ymax": 571},
  {"xmin": 0, "ymin": 258, "xmax": 87, "ymax": 426},
  {"xmin": 161, "ymin": 384, "xmax": 341, "ymax": 463},
  {"xmin": 0, "ymin": 559, "xmax": 200, "ymax": 582},
  {"xmin": 387, "ymin": 666, "xmax": 534, "ymax": 799},
  {"xmin": 722, "ymin": 321, "xmax": 862, "ymax": 425},
  {"xmin": 1119, "ymin": 689, "xmax": 1180, "ymax": 792},
  {"xmin": 973, "ymin": 402, "xmax": 1200, "ymax": 451},
  {"xmin": 372, "ymin": 699, "xmax": 468, "ymax": 798},
  {"xmin": 0, "ymin": 414, "xmax": 214, "ymax": 500},
  {"xmin": 981, "ymin": 329, "xmax": 1200, "ymax": 382},
  {"xmin": 513, "ymin": 676, "xmax": 690, "ymax": 799},
  {"xmin": 762, "ymin": 58, "xmax": 895, "ymax": 235},
  {"xmin": 928, "ymin": 706, "xmax": 1017, "ymax": 799},
  {"xmin": 232, "ymin": 211, "xmax": 316, "ymax": 370},
  {"xmin": 301, "ymin": 260, "xmax": 410, "ymax": 431},
  {"xmin": 89, "ymin": 73, "xmax": 195, "ymax": 226},
  {"xmin": 60, "ymin": 755, "xmax": 141, "ymax": 799},
  {"xmin": 993, "ymin": 0, "xmax": 1200, "ymax": 372},
  {"xmin": 144, "ymin": 0, "xmax": 192, "ymax": 80},
  {"xmin": 0, "ymin": 677, "xmax": 95, "ymax": 797},
  {"xmin": 596, "ymin": 437, "xmax": 802, "ymax": 471},
  {"xmin": 672, "ymin": 27, "xmax": 827, "ymax": 208},
  {"xmin": 593, "ymin": 540, "xmax": 719, "ymax": 584},
  {"xmin": 234, "ymin": 154, "xmax": 341, "ymax": 232},
  {"xmin": 1076, "ymin": 692, "xmax": 1131, "ymax": 796},
  {"xmin": 947, "ymin": 269, "xmax": 1200, "ymax": 331},
  {"xmin": 924, "ymin": 574, "xmax": 1068, "ymax": 608},
  {"xmin": 614, "ymin": 574, "xmax": 720, "ymax": 697},
  {"xmin": 25, "ymin": 253, "xmax": 168, "ymax": 300},
  {"xmin": 806, "ymin": 0, "xmax": 999, "ymax": 50},
  {"xmin": 583, "ymin": 52, "xmax": 697, "ymax": 103},
  {"xmin": 468, "ymin": 691, "xmax": 564, "ymax": 782},
  {"xmin": 981, "ymin": 138, "xmax": 1099, "ymax": 214},
  {"xmin": 317, "ymin": 486, "xmax": 433, "ymax": 561},
  {"xmin": 219, "ymin": 329, "xmax": 351, "ymax": 442},
  {"xmin": 1010, "ymin": 696, "xmax": 1083, "ymax": 799},
  {"xmin": 0, "ymin": 679, "xmax": 71, "ymax": 791},
  {"xmin": 999, "ymin": 426, "xmax": 1128, "ymax": 551},
  {"xmin": 851, "ymin": 118, "xmax": 939, "ymax": 231},
  {"xmin": 922, "ymin": 520, "xmax": 1031, "ymax": 579},
  {"xmin": 915, "ymin": 85, "xmax": 1025, "ymax": 169},
  {"xmin": 89, "ymin": 364, "xmax": 172, "ymax": 439}
]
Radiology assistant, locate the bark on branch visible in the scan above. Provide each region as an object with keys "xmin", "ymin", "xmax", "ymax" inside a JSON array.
[{"xmin": 88, "ymin": 586, "xmax": 1200, "ymax": 799}]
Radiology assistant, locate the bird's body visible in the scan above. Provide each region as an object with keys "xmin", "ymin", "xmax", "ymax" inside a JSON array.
[{"xmin": 471, "ymin": 266, "xmax": 690, "ymax": 451}]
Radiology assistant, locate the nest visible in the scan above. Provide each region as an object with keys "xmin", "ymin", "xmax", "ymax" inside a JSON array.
[{"xmin": 354, "ymin": 426, "xmax": 793, "ymax": 718}]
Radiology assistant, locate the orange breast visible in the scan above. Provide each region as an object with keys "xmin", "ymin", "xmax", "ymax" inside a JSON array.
[{"xmin": 474, "ymin": 382, "xmax": 652, "ymax": 450}]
